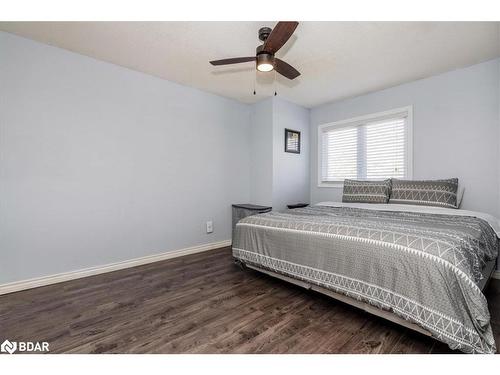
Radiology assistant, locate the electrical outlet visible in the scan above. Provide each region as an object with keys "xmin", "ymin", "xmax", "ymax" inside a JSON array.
[{"xmin": 206, "ymin": 220, "xmax": 213, "ymax": 234}]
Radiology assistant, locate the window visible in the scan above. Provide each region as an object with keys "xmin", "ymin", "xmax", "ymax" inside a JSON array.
[{"xmin": 318, "ymin": 106, "xmax": 412, "ymax": 186}]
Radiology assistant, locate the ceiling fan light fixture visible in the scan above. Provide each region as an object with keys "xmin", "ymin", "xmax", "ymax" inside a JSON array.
[
  {"xmin": 257, "ymin": 63, "xmax": 274, "ymax": 72},
  {"xmin": 209, "ymin": 22, "xmax": 300, "ymax": 80},
  {"xmin": 256, "ymin": 53, "xmax": 274, "ymax": 72}
]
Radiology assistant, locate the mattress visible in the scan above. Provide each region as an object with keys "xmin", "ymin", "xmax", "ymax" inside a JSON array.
[{"xmin": 232, "ymin": 202, "xmax": 499, "ymax": 353}]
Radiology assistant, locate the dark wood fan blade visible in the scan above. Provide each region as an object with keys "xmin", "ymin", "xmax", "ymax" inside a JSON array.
[
  {"xmin": 274, "ymin": 58, "xmax": 300, "ymax": 80},
  {"xmin": 210, "ymin": 57, "xmax": 255, "ymax": 66},
  {"xmin": 262, "ymin": 21, "xmax": 299, "ymax": 54}
]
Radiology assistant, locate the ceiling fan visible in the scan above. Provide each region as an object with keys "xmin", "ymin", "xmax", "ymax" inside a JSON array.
[{"xmin": 209, "ymin": 22, "xmax": 300, "ymax": 80}]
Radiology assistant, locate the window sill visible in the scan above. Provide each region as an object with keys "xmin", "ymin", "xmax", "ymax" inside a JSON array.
[{"xmin": 318, "ymin": 182, "xmax": 344, "ymax": 188}]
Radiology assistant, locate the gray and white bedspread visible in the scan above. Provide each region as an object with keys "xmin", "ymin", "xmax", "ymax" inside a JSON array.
[{"xmin": 232, "ymin": 204, "xmax": 499, "ymax": 353}]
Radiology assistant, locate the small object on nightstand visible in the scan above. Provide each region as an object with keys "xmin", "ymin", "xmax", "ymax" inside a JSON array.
[
  {"xmin": 287, "ymin": 203, "xmax": 309, "ymax": 209},
  {"xmin": 232, "ymin": 204, "xmax": 272, "ymax": 241}
]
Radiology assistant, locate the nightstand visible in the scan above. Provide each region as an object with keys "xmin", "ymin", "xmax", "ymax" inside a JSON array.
[{"xmin": 231, "ymin": 204, "xmax": 272, "ymax": 239}]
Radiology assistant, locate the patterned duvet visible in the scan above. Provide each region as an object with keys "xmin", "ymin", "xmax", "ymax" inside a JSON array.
[{"xmin": 232, "ymin": 204, "xmax": 499, "ymax": 353}]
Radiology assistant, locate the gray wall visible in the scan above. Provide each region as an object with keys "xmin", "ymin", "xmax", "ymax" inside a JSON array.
[
  {"xmin": 273, "ymin": 98, "xmax": 310, "ymax": 211},
  {"xmin": 249, "ymin": 98, "xmax": 273, "ymax": 207},
  {"xmin": 0, "ymin": 32, "xmax": 251, "ymax": 284},
  {"xmin": 310, "ymin": 59, "xmax": 500, "ymax": 217}
]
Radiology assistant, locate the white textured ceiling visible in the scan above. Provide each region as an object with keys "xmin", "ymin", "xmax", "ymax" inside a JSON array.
[{"xmin": 1, "ymin": 21, "xmax": 499, "ymax": 108}]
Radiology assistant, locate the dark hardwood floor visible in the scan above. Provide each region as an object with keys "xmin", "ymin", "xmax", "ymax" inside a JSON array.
[{"xmin": 1, "ymin": 247, "xmax": 499, "ymax": 354}]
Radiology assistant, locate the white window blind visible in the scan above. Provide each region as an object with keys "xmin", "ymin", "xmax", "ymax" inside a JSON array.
[{"xmin": 320, "ymin": 109, "xmax": 411, "ymax": 183}]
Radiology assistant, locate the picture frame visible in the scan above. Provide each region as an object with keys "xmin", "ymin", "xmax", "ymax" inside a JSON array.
[{"xmin": 284, "ymin": 128, "xmax": 301, "ymax": 154}]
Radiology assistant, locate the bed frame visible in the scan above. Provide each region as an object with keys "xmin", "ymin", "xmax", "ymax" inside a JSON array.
[{"xmin": 236, "ymin": 258, "xmax": 497, "ymax": 339}]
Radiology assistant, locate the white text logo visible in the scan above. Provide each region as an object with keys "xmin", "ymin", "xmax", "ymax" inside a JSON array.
[{"xmin": 1, "ymin": 339, "xmax": 49, "ymax": 354}]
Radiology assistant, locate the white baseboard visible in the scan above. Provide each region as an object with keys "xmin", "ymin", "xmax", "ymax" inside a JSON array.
[
  {"xmin": 1, "ymin": 241, "xmax": 494, "ymax": 296},
  {"xmin": 0, "ymin": 239, "xmax": 231, "ymax": 296}
]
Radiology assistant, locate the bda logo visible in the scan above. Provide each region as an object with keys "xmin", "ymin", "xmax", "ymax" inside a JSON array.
[{"xmin": 1, "ymin": 340, "xmax": 17, "ymax": 354}]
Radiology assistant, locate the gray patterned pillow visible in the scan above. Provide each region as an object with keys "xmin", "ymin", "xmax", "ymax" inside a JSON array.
[
  {"xmin": 342, "ymin": 179, "xmax": 391, "ymax": 203},
  {"xmin": 389, "ymin": 178, "xmax": 458, "ymax": 208}
]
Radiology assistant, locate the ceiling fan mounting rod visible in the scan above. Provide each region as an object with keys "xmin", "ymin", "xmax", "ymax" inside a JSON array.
[{"xmin": 258, "ymin": 27, "xmax": 272, "ymax": 42}]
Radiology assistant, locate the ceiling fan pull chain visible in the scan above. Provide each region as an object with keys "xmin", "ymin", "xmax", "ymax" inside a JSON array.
[
  {"xmin": 253, "ymin": 69, "xmax": 257, "ymax": 95},
  {"xmin": 274, "ymin": 70, "xmax": 277, "ymax": 96}
]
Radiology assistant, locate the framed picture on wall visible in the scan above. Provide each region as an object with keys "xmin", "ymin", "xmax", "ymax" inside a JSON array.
[{"xmin": 284, "ymin": 128, "xmax": 301, "ymax": 154}]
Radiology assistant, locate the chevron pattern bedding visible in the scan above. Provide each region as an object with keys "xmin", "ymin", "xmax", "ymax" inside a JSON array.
[
  {"xmin": 390, "ymin": 178, "xmax": 459, "ymax": 208},
  {"xmin": 342, "ymin": 179, "xmax": 391, "ymax": 203},
  {"xmin": 232, "ymin": 205, "xmax": 499, "ymax": 353}
]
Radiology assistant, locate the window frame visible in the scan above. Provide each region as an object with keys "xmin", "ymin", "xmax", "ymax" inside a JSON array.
[{"xmin": 317, "ymin": 106, "xmax": 413, "ymax": 188}]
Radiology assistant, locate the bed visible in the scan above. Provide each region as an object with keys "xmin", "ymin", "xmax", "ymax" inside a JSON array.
[{"xmin": 232, "ymin": 202, "xmax": 499, "ymax": 354}]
